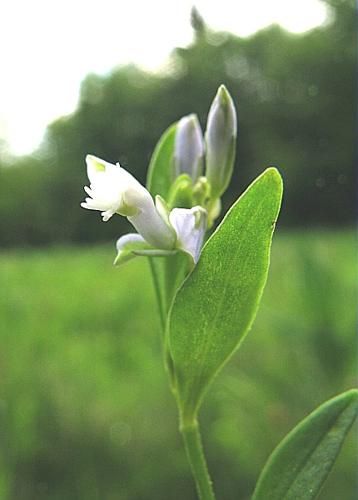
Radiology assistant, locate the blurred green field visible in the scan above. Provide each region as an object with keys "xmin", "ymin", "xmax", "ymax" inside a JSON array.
[{"xmin": 0, "ymin": 230, "xmax": 356, "ymax": 500}]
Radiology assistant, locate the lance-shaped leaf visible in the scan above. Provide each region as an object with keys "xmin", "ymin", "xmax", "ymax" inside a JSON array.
[
  {"xmin": 252, "ymin": 389, "xmax": 358, "ymax": 500},
  {"xmin": 146, "ymin": 122, "xmax": 177, "ymax": 199},
  {"xmin": 168, "ymin": 168, "xmax": 283, "ymax": 422}
]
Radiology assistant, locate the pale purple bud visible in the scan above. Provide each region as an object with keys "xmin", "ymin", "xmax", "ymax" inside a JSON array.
[
  {"xmin": 174, "ymin": 114, "xmax": 204, "ymax": 182},
  {"xmin": 205, "ymin": 85, "xmax": 237, "ymax": 198}
]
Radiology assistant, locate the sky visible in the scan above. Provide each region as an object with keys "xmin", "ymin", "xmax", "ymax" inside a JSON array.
[{"xmin": 0, "ymin": 0, "xmax": 328, "ymax": 156}]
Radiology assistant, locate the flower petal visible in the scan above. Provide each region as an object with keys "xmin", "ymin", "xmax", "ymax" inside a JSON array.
[
  {"xmin": 86, "ymin": 154, "xmax": 107, "ymax": 183},
  {"xmin": 169, "ymin": 206, "xmax": 207, "ymax": 263},
  {"xmin": 114, "ymin": 234, "xmax": 151, "ymax": 266},
  {"xmin": 114, "ymin": 233, "xmax": 176, "ymax": 266},
  {"xmin": 133, "ymin": 248, "xmax": 177, "ymax": 257},
  {"xmin": 128, "ymin": 196, "xmax": 176, "ymax": 250}
]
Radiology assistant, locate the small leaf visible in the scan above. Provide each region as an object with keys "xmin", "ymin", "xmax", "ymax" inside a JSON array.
[
  {"xmin": 168, "ymin": 168, "xmax": 283, "ymax": 421},
  {"xmin": 146, "ymin": 122, "xmax": 177, "ymax": 199},
  {"xmin": 252, "ymin": 389, "xmax": 358, "ymax": 500}
]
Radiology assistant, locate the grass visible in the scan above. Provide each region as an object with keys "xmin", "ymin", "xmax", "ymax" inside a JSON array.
[{"xmin": 0, "ymin": 229, "xmax": 356, "ymax": 500}]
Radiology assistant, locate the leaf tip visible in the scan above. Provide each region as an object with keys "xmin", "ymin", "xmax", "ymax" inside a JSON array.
[
  {"xmin": 342, "ymin": 388, "xmax": 358, "ymax": 405},
  {"xmin": 264, "ymin": 166, "xmax": 283, "ymax": 190}
]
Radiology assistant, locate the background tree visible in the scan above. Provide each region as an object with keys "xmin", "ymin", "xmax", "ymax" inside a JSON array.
[{"xmin": 0, "ymin": 0, "xmax": 355, "ymax": 246}]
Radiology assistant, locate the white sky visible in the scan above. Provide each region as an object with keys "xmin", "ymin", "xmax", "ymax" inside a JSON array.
[{"xmin": 0, "ymin": 0, "xmax": 328, "ymax": 156}]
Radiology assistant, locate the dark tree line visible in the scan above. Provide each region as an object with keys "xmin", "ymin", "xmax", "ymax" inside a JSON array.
[{"xmin": 0, "ymin": 0, "xmax": 355, "ymax": 246}]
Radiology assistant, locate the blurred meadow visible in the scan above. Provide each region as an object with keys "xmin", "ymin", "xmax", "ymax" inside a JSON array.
[{"xmin": 0, "ymin": 0, "xmax": 356, "ymax": 498}]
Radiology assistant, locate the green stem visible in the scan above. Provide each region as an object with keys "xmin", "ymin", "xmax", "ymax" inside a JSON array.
[
  {"xmin": 180, "ymin": 420, "xmax": 216, "ymax": 500},
  {"xmin": 149, "ymin": 258, "xmax": 214, "ymax": 498},
  {"xmin": 148, "ymin": 258, "xmax": 166, "ymax": 332}
]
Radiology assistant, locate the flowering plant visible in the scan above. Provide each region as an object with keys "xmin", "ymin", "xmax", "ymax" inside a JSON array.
[{"xmin": 81, "ymin": 86, "xmax": 357, "ymax": 499}]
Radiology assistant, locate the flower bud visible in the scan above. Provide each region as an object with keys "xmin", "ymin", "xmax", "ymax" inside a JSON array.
[
  {"xmin": 167, "ymin": 174, "xmax": 194, "ymax": 209},
  {"xmin": 174, "ymin": 114, "xmax": 204, "ymax": 182},
  {"xmin": 192, "ymin": 176, "xmax": 210, "ymax": 206},
  {"xmin": 205, "ymin": 85, "xmax": 237, "ymax": 198}
]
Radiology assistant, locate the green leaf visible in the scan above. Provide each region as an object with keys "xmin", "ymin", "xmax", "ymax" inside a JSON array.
[
  {"xmin": 168, "ymin": 168, "xmax": 283, "ymax": 422},
  {"xmin": 146, "ymin": 122, "xmax": 177, "ymax": 199},
  {"xmin": 252, "ymin": 389, "xmax": 358, "ymax": 500}
]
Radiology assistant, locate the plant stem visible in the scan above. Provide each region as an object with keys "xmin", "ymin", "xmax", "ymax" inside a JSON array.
[
  {"xmin": 180, "ymin": 420, "xmax": 216, "ymax": 500},
  {"xmin": 149, "ymin": 259, "xmax": 215, "ymax": 498},
  {"xmin": 148, "ymin": 258, "xmax": 166, "ymax": 332}
]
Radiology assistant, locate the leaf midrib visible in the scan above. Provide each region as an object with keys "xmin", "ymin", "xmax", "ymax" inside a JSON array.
[
  {"xmin": 185, "ymin": 195, "xmax": 266, "ymax": 408},
  {"xmin": 271, "ymin": 401, "xmax": 352, "ymax": 499}
]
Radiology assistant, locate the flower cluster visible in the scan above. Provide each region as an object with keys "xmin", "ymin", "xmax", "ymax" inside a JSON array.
[{"xmin": 81, "ymin": 85, "xmax": 237, "ymax": 266}]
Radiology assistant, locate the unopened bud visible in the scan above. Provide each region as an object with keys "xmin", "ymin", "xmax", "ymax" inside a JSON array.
[
  {"xmin": 167, "ymin": 174, "xmax": 194, "ymax": 209},
  {"xmin": 205, "ymin": 85, "xmax": 237, "ymax": 198},
  {"xmin": 174, "ymin": 114, "xmax": 204, "ymax": 182},
  {"xmin": 193, "ymin": 176, "xmax": 210, "ymax": 206}
]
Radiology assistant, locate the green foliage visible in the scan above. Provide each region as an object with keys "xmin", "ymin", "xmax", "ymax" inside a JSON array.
[
  {"xmin": 146, "ymin": 122, "xmax": 177, "ymax": 199},
  {"xmin": 0, "ymin": 231, "xmax": 355, "ymax": 499},
  {"xmin": 253, "ymin": 389, "xmax": 358, "ymax": 500},
  {"xmin": 169, "ymin": 169, "xmax": 283, "ymax": 422}
]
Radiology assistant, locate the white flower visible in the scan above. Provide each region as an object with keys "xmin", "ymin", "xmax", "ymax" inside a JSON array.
[
  {"xmin": 81, "ymin": 155, "xmax": 141, "ymax": 220},
  {"xmin": 81, "ymin": 155, "xmax": 175, "ymax": 249},
  {"xmin": 81, "ymin": 155, "xmax": 207, "ymax": 265}
]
